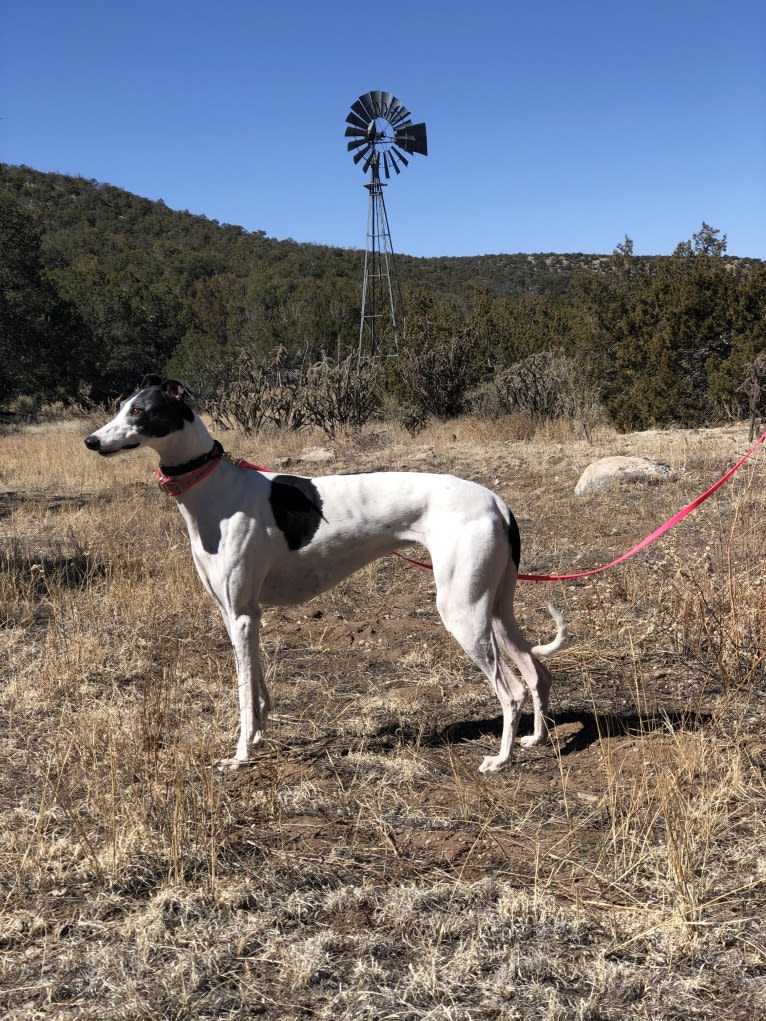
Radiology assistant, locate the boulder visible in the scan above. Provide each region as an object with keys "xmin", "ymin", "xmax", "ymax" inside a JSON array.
[
  {"xmin": 299, "ymin": 445, "xmax": 335, "ymax": 464},
  {"xmin": 575, "ymin": 455, "xmax": 672, "ymax": 495}
]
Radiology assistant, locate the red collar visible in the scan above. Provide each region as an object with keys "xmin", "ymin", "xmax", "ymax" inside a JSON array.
[
  {"xmin": 155, "ymin": 444, "xmax": 268, "ymax": 497},
  {"xmin": 156, "ymin": 456, "xmax": 224, "ymax": 497}
]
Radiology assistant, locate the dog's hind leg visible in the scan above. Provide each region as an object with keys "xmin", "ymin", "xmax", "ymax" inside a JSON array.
[
  {"xmin": 479, "ymin": 652, "xmax": 528, "ymax": 773},
  {"xmin": 492, "ymin": 568, "xmax": 554, "ymax": 750},
  {"xmin": 432, "ymin": 552, "xmax": 527, "ymax": 773}
]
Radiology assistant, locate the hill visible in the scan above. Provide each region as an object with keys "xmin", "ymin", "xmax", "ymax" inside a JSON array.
[
  {"xmin": 1, "ymin": 163, "xmax": 764, "ymax": 431},
  {"xmin": 1, "ymin": 163, "xmax": 615, "ymax": 297}
]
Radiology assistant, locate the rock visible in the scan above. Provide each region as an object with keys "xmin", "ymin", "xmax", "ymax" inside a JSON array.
[
  {"xmin": 575, "ymin": 456, "xmax": 673, "ymax": 495},
  {"xmin": 299, "ymin": 445, "xmax": 335, "ymax": 463}
]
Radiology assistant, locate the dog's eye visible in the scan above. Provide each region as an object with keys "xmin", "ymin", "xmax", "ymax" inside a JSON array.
[{"xmin": 128, "ymin": 405, "xmax": 142, "ymax": 417}]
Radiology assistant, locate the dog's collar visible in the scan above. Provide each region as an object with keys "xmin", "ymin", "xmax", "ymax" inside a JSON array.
[{"xmin": 156, "ymin": 441, "xmax": 225, "ymax": 497}]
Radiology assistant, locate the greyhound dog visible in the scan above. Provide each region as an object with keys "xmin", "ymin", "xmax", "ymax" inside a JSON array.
[{"xmin": 85, "ymin": 377, "xmax": 566, "ymax": 772}]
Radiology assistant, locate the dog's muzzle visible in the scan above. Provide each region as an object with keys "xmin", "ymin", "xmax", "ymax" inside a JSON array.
[{"xmin": 84, "ymin": 435, "xmax": 140, "ymax": 456}]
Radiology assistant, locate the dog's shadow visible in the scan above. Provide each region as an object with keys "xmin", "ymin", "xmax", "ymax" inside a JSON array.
[{"xmin": 372, "ymin": 708, "xmax": 713, "ymax": 757}]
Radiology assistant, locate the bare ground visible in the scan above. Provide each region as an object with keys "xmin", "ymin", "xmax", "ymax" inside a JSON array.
[{"xmin": 1, "ymin": 416, "xmax": 764, "ymax": 1019}]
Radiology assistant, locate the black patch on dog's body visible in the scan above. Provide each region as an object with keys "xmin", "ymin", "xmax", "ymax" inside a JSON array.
[
  {"xmin": 507, "ymin": 511, "xmax": 521, "ymax": 569},
  {"xmin": 269, "ymin": 476, "xmax": 324, "ymax": 550}
]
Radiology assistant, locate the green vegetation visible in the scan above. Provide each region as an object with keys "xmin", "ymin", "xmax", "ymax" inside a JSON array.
[{"xmin": 1, "ymin": 163, "xmax": 764, "ymax": 430}]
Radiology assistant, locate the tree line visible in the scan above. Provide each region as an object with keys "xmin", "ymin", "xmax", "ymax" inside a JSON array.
[{"xmin": 1, "ymin": 164, "xmax": 764, "ymax": 431}]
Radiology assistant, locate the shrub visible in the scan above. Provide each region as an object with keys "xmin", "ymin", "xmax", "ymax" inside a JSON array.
[
  {"xmin": 740, "ymin": 351, "xmax": 766, "ymax": 441},
  {"xmin": 398, "ymin": 335, "xmax": 480, "ymax": 420},
  {"xmin": 469, "ymin": 350, "xmax": 603, "ymax": 440},
  {"xmin": 300, "ymin": 354, "xmax": 382, "ymax": 439},
  {"xmin": 207, "ymin": 348, "xmax": 307, "ymax": 434},
  {"xmin": 206, "ymin": 350, "xmax": 382, "ymax": 439}
]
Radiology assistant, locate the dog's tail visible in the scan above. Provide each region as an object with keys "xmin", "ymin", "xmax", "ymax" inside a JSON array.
[{"xmin": 532, "ymin": 604, "xmax": 568, "ymax": 657}]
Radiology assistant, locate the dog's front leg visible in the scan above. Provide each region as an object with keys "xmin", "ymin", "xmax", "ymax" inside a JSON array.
[{"xmin": 217, "ymin": 605, "xmax": 269, "ymax": 770}]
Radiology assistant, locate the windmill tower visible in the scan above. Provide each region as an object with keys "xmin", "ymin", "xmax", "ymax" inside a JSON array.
[{"xmin": 345, "ymin": 90, "xmax": 427, "ymax": 354}]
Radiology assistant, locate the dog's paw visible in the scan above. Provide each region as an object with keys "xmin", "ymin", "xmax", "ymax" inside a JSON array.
[
  {"xmin": 479, "ymin": 754, "xmax": 509, "ymax": 773},
  {"xmin": 216, "ymin": 756, "xmax": 256, "ymax": 772},
  {"xmin": 517, "ymin": 732, "xmax": 549, "ymax": 749}
]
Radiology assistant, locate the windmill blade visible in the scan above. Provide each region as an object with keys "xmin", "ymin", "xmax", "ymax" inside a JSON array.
[
  {"xmin": 388, "ymin": 149, "xmax": 402, "ymax": 174},
  {"xmin": 353, "ymin": 143, "xmax": 373, "ymax": 165},
  {"xmin": 379, "ymin": 91, "xmax": 395, "ymax": 120},
  {"xmin": 345, "ymin": 110, "xmax": 369, "ymax": 131},
  {"xmin": 369, "ymin": 90, "xmax": 385, "ymax": 116},
  {"xmin": 352, "ymin": 95, "xmax": 376, "ymax": 122},
  {"xmin": 395, "ymin": 121, "xmax": 428, "ymax": 156},
  {"xmin": 350, "ymin": 99, "xmax": 370, "ymax": 122},
  {"xmin": 362, "ymin": 149, "xmax": 377, "ymax": 174},
  {"xmin": 364, "ymin": 92, "xmax": 383, "ymax": 120},
  {"xmin": 388, "ymin": 104, "xmax": 412, "ymax": 128},
  {"xmin": 382, "ymin": 152, "xmax": 391, "ymax": 179},
  {"xmin": 346, "ymin": 132, "xmax": 374, "ymax": 151},
  {"xmin": 391, "ymin": 146, "xmax": 409, "ymax": 167},
  {"xmin": 345, "ymin": 125, "xmax": 368, "ymax": 140}
]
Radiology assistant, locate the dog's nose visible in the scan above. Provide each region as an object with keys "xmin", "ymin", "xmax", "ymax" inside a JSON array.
[{"xmin": 84, "ymin": 435, "xmax": 101, "ymax": 451}]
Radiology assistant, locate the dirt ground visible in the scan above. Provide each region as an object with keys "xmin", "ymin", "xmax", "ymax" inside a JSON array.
[{"xmin": 1, "ymin": 417, "xmax": 765, "ymax": 1018}]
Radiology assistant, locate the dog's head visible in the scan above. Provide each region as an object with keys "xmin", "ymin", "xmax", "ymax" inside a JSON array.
[{"xmin": 84, "ymin": 377, "xmax": 195, "ymax": 456}]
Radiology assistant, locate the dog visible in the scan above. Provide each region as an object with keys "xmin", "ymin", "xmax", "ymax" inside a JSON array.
[{"xmin": 85, "ymin": 376, "xmax": 566, "ymax": 772}]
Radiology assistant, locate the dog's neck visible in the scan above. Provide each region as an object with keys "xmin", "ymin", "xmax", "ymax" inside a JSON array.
[{"xmin": 149, "ymin": 410, "xmax": 218, "ymax": 470}]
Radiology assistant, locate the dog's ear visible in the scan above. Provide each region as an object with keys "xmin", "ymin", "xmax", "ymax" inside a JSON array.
[
  {"xmin": 161, "ymin": 379, "xmax": 195, "ymax": 422},
  {"xmin": 140, "ymin": 373, "xmax": 163, "ymax": 389},
  {"xmin": 161, "ymin": 379, "xmax": 187, "ymax": 402}
]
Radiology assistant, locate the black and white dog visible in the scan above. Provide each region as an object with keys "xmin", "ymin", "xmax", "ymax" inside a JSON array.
[{"xmin": 85, "ymin": 377, "xmax": 566, "ymax": 772}]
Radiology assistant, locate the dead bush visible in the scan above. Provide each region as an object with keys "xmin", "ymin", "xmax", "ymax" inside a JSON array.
[
  {"xmin": 399, "ymin": 335, "xmax": 480, "ymax": 420},
  {"xmin": 301, "ymin": 354, "xmax": 382, "ymax": 438},
  {"xmin": 469, "ymin": 350, "xmax": 603, "ymax": 440},
  {"xmin": 207, "ymin": 347, "xmax": 307, "ymax": 434},
  {"xmin": 740, "ymin": 351, "xmax": 766, "ymax": 441}
]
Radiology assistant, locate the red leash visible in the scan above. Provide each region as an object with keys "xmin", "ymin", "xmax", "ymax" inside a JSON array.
[{"xmin": 396, "ymin": 428, "xmax": 766, "ymax": 583}]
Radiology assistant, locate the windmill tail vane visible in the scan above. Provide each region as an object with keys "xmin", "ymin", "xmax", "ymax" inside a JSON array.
[{"xmin": 345, "ymin": 90, "xmax": 428, "ymax": 355}]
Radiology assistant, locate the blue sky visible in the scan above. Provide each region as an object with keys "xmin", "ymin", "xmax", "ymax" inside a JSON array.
[{"xmin": 3, "ymin": 1, "xmax": 764, "ymax": 258}]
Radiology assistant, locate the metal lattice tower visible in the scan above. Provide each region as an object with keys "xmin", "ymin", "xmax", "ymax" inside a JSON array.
[{"xmin": 345, "ymin": 90, "xmax": 427, "ymax": 355}]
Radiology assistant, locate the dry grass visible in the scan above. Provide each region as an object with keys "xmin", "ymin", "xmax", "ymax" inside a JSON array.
[{"xmin": 1, "ymin": 415, "xmax": 765, "ymax": 1019}]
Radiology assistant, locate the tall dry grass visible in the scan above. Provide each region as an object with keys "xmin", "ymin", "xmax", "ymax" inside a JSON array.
[{"xmin": 1, "ymin": 414, "xmax": 764, "ymax": 1019}]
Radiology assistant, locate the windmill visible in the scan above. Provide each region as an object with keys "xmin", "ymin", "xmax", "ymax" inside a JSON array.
[{"xmin": 345, "ymin": 90, "xmax": 427, "ymax": 354}]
